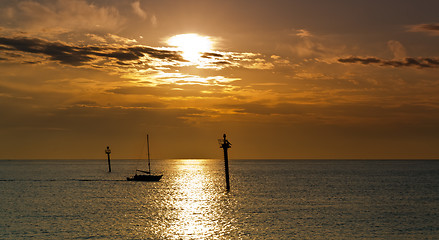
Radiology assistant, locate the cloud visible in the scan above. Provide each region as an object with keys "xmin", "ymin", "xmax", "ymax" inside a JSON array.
[
  {"xmin": 296, "ymin": 29, "xmax": 312, "ymax": 38},
  {"xmin": 107, "ymin": 34, "xmax": 137, "ymax": 44},
  {"xmin": 338, "ymin": 57, "xmax": 381, "ymax": 65},
  {"xmin": 0, "ymin": 0, "xmax": 125, "ymax": 35},
  {"xmin": 108, "ymin": 83, "xmax": 234, "ymax": 98},
  {"xmin": 338, "ymin": 56, "xmax": 439, "ymax": 68},
  {"xmin": 86, "ymin": 34, "xmax": 107, "ymax": 43},
  {"xmin": 0, "ymin": 35, "xmax": 282, "ymax": 71},
  {"xmin": 387, "ymin": 40, "xmax": 407, "ymax": 59},
  {"xmin": 0, "ymin": 37, "xmax": 93, "ymax": 66},
  {"xmin": 0, "ymin": 36, "xmax": 184, "ymax": 66},
  {"xmin": 287, "ymin": 29, "xmax": 330, "ymax": 58},
  {"xmin": 201, "ymin": 52, "xmax": 224, "ymax": 58},
  {"xmin": 85, "ymin": 33, "xmax": 138, "ymax": 44},
  {"xmin": 407, "ymin": 23, "xmax": 439, "ymax": 35},
  {"xmin": 131, "ymin": 1, "xmax": 157, "ymax": 26},
  {"xmin": 244, "ymin": 59, "xmax": 274, "ymax": 70},
  {"xmin": 216, "ymin": 99, "xmax": 439, "ymax": 127},
  {"xmin": 150, "ymin": 14, "xmax": 158, "ymax": 27},
  {"xmin": 131, "ymin": 1, "xmax": 147, "ymax": 20}
]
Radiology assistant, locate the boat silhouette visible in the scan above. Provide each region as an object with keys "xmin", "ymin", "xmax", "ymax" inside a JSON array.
[{"xmin": 127, "ymin": 134, "xmax": 163, "ymax": 181}]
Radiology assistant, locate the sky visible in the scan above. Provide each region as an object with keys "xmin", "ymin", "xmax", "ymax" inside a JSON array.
[{"xmin": 1, "ymin": 0, "xmax": 439, "ymax": 159}]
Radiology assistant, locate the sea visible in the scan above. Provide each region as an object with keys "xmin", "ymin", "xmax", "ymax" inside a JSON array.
[{"xmin": 0, "ymin": 159, "xmax": 438, "ymax": 239}]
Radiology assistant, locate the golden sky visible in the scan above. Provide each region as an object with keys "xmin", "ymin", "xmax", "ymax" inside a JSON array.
[{"xmin": 1, "ymin": 0, "xmax": 439, "ymax": 159}]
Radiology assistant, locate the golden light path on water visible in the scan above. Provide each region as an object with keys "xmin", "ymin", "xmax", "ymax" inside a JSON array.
[
  {"xmin": 133, "ymin": 159, "xmax": 238, "ymax": 239},
  {"xmin": 171, "ymin": 159, "xmax": 217, "ymax": 237}
]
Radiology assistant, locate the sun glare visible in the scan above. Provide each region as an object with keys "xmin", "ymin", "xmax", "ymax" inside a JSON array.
[{"xmin": 167, "ymin": 34, "xmax": 213, "ymax": 62}]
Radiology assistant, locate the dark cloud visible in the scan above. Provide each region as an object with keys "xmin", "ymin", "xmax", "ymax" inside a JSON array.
[
  {"xmin": 128, "ymin": 46, "xmax": 185, "ymax": 61},
  {"xmin": 214, "ymin": 61, "xmax": 232, "ymax": 65},
  {"xmin": 97, "ymin": 50, "xmax": 141, "ymax": 61},
  {"xmin": 338, "ymin": 56, "xmax": 439, "ymax": 68},
  {"xmin": 201, "ymin": 52, "xmax": 224, "ymax": 58},
  {"xmin": 338, "ymin": 57, "xmax": 381, "ymax": 65},
  {"xmin": 0, "ymin": 37, "xmax": 93, "ymax": 66},
  {"xmin": 0, "ymin": 36, "xmax": 184, "ymax": 66},
  {"xmin": 408, "ymin": 23, "xmax": 439, "ymax": 34},
  {"xmin": 419, "ymin": 23, "xmax": 439, "ymax": 31}
]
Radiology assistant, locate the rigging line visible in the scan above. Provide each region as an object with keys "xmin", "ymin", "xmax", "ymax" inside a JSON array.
[
  {"xmin": 147, "ymin": 134, "xmax": 151, "ymax": 173},
  {"xmin": 134, "ymin": 133, "xmax": 148, "ymax": 173}
]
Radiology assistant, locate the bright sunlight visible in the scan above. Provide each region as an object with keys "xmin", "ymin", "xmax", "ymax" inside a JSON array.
[{"xmin": 167, "ymin": 34, "xmax": 213, "ymax": 62}]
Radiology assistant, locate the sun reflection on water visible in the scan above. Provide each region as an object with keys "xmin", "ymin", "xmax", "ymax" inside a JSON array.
[{"xmin": 162, "ymin": 159, "xmax": 234, "ymax": 239}]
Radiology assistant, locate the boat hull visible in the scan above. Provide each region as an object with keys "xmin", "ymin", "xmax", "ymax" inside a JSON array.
[{"xmin": 126, "ymin": 174, "xmax": 163, "ymax": 181}]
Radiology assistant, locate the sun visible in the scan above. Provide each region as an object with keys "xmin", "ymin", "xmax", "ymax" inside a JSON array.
[{"xmin": 167, "ymin": 34, "xmax": 213, "ymax": 62}]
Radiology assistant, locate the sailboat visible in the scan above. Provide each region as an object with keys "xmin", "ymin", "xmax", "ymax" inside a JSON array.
[{"xmin": 127, "ymin": 134, "xmax": 163, "ymax": 181}]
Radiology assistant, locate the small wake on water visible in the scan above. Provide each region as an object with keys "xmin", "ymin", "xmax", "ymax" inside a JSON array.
[
  {"xmin": 0, "ymin": 179, "xmax": 126, "ymax": 182},
  {"xmin": 74, "ymin": 179, "xmax": 126, "ymax": 182}
]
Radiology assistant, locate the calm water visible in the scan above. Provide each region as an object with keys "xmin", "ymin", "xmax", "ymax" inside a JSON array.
[{"xmin": 0, "ymin": 159, "xmax": 438, "ymax": 239}]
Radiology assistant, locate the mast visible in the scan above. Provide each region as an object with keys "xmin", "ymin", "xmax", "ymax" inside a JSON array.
[
  {"xmin": 219, "ymin": 134, "xmax": 232, "ymax": 191},
  {"xmin": 147, "ymin": 134, "xmax": 151, "ymax": 173},
  {"xmin": 105, "ymin": 146, "xmax": 112, "ymax": 172}
]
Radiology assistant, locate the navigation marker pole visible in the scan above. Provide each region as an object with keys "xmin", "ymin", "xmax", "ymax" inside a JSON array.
[
  {"xmin": 219, "ymin": 134, "xmax": 232, "ymax": 191},
  {"xmin": 105, "ymin": 146, "xmax": 112, "ymax": 173}
]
